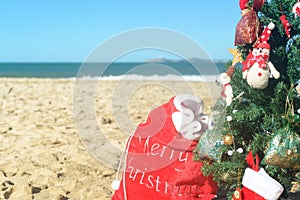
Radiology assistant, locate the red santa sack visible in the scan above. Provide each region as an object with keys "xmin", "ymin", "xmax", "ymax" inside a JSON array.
[{"xmin": 112, "ymin": 94, "xmax": 218, "ymax": 200}]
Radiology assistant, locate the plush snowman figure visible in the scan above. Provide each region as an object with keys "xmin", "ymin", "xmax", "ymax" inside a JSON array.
[
  {"xmin": 220, "ymin": 66, "xmax": 234, "ymax": 106},
  {"xmin": 242, "ymin": 22, "xmax": 280, "ymax": 89}
]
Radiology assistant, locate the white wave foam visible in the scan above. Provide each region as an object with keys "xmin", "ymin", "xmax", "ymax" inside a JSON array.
[{"xmin": 74, "ymin": 74, "xmax": 219, "ymax": 82}]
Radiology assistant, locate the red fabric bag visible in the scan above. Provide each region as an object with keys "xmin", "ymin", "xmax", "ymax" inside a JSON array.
[
  {"xmin": 112, "ymin": 94, "xmax": 218, "ymax": 200},
  {"xmin": 234, "ymin": 0, "xmax": 264, "ymax": 46}
]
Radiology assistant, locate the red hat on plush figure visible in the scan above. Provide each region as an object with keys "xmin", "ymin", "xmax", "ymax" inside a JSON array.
[
  {"xmin": 254, "ymin": 22, "xmax": 275, "ymax": 49},
  {"xmin": 242, "ymin": 22, "xmax": 275, "ymax": 71},
  {"xmin": 112, "ymin": 94, "xmax": 218, "ymax": 200}
]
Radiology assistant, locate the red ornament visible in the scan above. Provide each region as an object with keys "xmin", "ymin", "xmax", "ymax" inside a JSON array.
[
  {"xmin": 239, "ymin": 0, "xmax": 264, "ymax": 11},
  {"xmin": 252, "ymin": 0, "xmax": 265, "ymax": 12},
  {"xmin": 235, "ymin": 0, "xmax": 265, "ymax": 46},
  {"xmin": 199, "ymin": 180, "xmax": 217, "ymax": 200},
  {"xmin": 280, "ymin": 14, "xmax": 291, "ymax": 38},
  {"xmin": 239, "ymin": 0, "xmax": 249, "ymax": 10},
  {"xmin": 232, "ymin": 188, "xmax": 243, "ymax": 200}
]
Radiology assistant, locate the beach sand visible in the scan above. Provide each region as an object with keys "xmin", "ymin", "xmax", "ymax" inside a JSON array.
[{"xmin": 0, "ymin": 78, "xmax": 220, "ymax": 200}]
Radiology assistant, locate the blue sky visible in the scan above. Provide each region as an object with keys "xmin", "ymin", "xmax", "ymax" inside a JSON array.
[{"xmin": 0, "ymin": 1, "xmax": 241, "ymax": 62}]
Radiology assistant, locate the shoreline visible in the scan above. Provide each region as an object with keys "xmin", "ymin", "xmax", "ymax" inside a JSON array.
[{"xmin": 0, "ymin": 74, "xmax": 221, "ymax": 82}]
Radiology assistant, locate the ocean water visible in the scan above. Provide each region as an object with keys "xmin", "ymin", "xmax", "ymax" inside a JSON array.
[{"xmin": 0, "ymin": 61, "xmax": 227, "ymax": 81}]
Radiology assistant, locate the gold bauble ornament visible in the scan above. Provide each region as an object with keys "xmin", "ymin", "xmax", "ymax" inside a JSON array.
[
  {"xmin": 286, "ymin": 149, "xmax": 293, "ymax": 156},
  {"xmin": 224, "ymin": 134, "xmax": 234, "ymax": 145}
]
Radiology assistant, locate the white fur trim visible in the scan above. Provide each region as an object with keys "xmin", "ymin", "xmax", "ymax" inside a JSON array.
[
  {"xmin": 172, "ymin": 94, "xmax": 208, "ymax": 140},
  {"xmin": 173, "ymin": 94, "xmax": 203, "ymax": 114},
  {"xmin": 242, "ymin": 168, "xmax": 284, "ymax": 200},
  {"xmin": 268, "ymin": 22, "xmax": 275, "ymax": 30}
]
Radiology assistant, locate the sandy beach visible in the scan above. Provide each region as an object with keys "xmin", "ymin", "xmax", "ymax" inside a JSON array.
[{"xmin": 0, "ymin": 78, "xmax": 220, "ymax": 200}]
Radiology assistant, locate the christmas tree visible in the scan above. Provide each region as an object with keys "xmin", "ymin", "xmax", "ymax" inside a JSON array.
[{"xmin": 194, "ymin": 0, "xmax": 300, "ymax": 199}]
